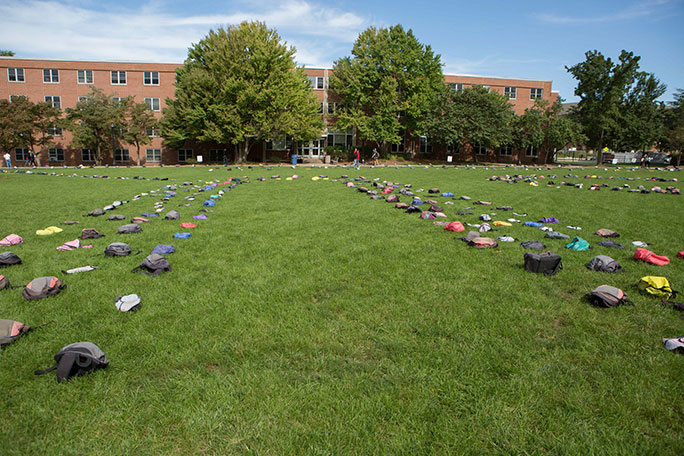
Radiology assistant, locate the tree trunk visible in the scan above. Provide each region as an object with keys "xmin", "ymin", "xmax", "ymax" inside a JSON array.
[
  {"xmin": 136, "ymin": 142, "xmax": 141, "ymax": 166},
  {"xmin": 595, "ymin": 131, "xmax": 605, "ymax": 165},
  {"xmin": 235, "ymin": 139, "xmax": 249, "ymax": 164},
  {"xmin": 96, "ymin": 143, "xmax": 102, "ymax": 166}
]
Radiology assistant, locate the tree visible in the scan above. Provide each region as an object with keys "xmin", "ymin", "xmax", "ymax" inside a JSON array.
[
  {"xmin": 124, "ymin": 101, "xmax": 157, "ymax": 166},
  {"xmin": 422, "ymin": 85, "xmax": 513, "ymax": 161},
  {"xmin": 64, "ymin": 88, "xmax": 128, "ymax": 165},
  {"xmin": 0, "ymin": 97, "xmax": 60, "ymax": 164},
  {"xmin": 162, "ymin": 21, "xmax": 323, "ymax": 163},
  {"xmin": 329, "ymin": 25, "xmax": 444, "ymax": 157},
  {"xmin": 662, "ymin": 89, "xmax": 684, "ymax": 166},
  {"xmin": 0, "ymin": 50, "xmax": 15, "ymax": 56},
  {"xmin": 566, "ymin": 50, "xmax": 661, "ymax": 163},
  {"xmin": 616, "ymin": 72, "xmax": 666, "ymax": 153}
]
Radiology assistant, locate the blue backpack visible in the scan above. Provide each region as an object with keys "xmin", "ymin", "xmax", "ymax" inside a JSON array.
[
  {"xmin": 151, "ymin": 244, "xmax": 175, "ymax": 255},
  {"xmin": 174, "ymin": 232, "xmax": 192, "ymax": 239},
  {"xmin": 203, "ymin": 200, "xmax": 216, "ymax": 207}
]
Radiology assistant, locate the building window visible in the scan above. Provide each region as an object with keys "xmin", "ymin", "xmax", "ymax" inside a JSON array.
[
  {"xmin": 327, "ymin": 129, "xmax": 353, "ymax": 149},
  {"xmin": 14, "ymin": 148, "xmax": 29, "ymax": 161},
  {"xmin": 146, "ymin": 127, "xmax": 160, "ymax": 137},
  {"xmin": 499, "ymin": 145, "xmax": 513, "ymax": 156},
  {"xmin": 44, "ymin": 96, "xmax": 61, "ymax": 108},
  {"xmin": 178, "ymin": 149, "xmax": 193, "ymax": 162},
  {"xmin": 77, "ymin": 70, "xmax": 93, "ymax": 84},
  {"xmin": 308, "ymin": 76, "xmax": 325, "ymax": 90},
  {"xmin": 144, "ymin": 71, "xmax": 159, "ymax": 85},
  {"xmin": 8, "ymin": 68, "xmax": 24, "ymax": 82},
  {"xmin": 82, "ymin": 149, "xmax": 94, "ymax": 162},
  {"xmin": 111, "ymin": 97, "xmax": 125, "ymax": 104},
  {"xmin": 114, "ymin": 148, "xmax": 130, "ymax": 162},
  {"xmin": 43, "ymin": 69, "xmax": 59, "ymax": 83},
  {"xmin": 504, "ymin": 87, "xmax": 517, "ymax": 99},
  {"xmin": 146, "ymin": 148, "xmax": 161, "ymax": 163},
  {"xmin": 474, "ymin": 143, "xmax": 487, "ymax": 155},
  {"xmin": 78, "ymin": 96, "xmax": 88, "ymax": 102},
  {"xmin": 111, "ymin": 70, "xmax": 127, "ymax": 85},
  {"xmin": 419, "ymin": 136, "xmax": 432, "ymax": 155},
  {"xmin": 47, "ymin": 125, "xmax": 62, "ymax": 136},
  {"xmin": 448, "ymin": 83, "xmax": 463, "ymax": 92},
  {"xmin": 526, "ymin": 145, "xmax": 538, "ymax": 157},
  {"xmin": 391, "ymin": 137, "xmax": 405, "ymax": 153},
  {"xmin": 10, "ymin": 95, "xmax": 26, "ymax": 102},
  {"xmin": 209, "ymin": 149, "xmax": 225, "ymax": 162},
  {"xmin": 327, "ymin": 102, "xmax": 336, "ymax": 115},
  {"xmin": 48, "ymin": 148, "xmax": 65, "ymax": 162},
  {"xmin": 475, "ymin": 85, "xmax": 490, "ymax": 92},
  {"xmin": 144, "ymin": 97, "xmax": 160, "ymax": 111},
  {"xmin": 447, "ymin": 143, "xmax": 460, "ymax": 155},
  {"xmin": 530, "ymin": 88, "xmax": 543, "ymax": 100}
]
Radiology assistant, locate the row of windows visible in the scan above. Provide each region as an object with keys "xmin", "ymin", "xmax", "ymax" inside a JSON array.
[
  {"xmin": 7, "ymin": 68, "xmax": 161, "ymax": 86},
  {"xmin": 392, "ymin": 138, "xmax": 538, "ymax": 157},
  {"xmin": 449, "ymin": 83, "xmax": 542, "ymax": 100},
  {"xmin": 10, "ymin": 94, "xmax": 162, "ymax": 112},
  {"xmin": 15, "ymin": 147, "xmax": 163, "ymax": 162}
]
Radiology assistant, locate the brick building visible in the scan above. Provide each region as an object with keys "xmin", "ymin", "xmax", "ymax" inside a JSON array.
[{"xmin": 0, "ymin": 57, "xmax": 558, "ymax": 166}]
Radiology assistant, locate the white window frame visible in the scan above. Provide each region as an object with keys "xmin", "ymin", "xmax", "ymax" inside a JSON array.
[
  {"xmin": 111, "ymin": 70, "xmax": 127, "ymax": 85},
  {"xmin": 43, "ymin": 69, "xmax": 59, "ymax": 83},
  {"xmin": 146, "ymin": 148, "xmax": 161, "ymax": 163},
  {"xmin": 8, "ymin": 68, "xmax": 24, "ymax": 83},
  {"xmin": 78, "ymin": 96, "xmax": 89, "ymax": 102},
  {"xmin": 449, "ymin": 83, "xmax": 463, "ymax": 92},
  {"xmin": 143, "ymin": 71, "xmax": 159, "ymax": 86},
  {"xmin": 499, "ymin": 145, "xmax": 513, "ymax": 156},
  {"xmin": 419, "ymin": 136, "xmax": 432, "ymax": 155},
  {"xmin": 77, "ymin": 69, "xmax": 94, "ymax": 84},
  {"xmin": 474, "ymin": 143, "xmax": 487, "ymax": 155},
  {"xmin": 526, "ymin": 145, "xmax": 539, "ymax": 157},
  {"xmin": 308, "ymin": 76, "xmax": 325, "ymax": 90},
  {"xmin": 144, "ymin": 97, "xmax": 160, "ymax": 111},
  {"xmin": 44, "ymin": 96, "xmax": 61, "ymax": 108},
  {"xmin": 178, "ymin": 149, "xmax": 193, "ymax": 162},
  {"xmin": 530, "ymin": 88, "xmax": 543, "ymax": 100},
  {"xmin": 504, "ymin": 87, "xmax": 517, "ymax": 100},
  {"xmin": 81, "ymin": 149, "xmax": 95, "ymax": 162},
  {"xmin": 14, "ymin": 148, "xmax": 29, "ymax": 162},
  {"xmin": 111, "ymin": 97, "xmax": 125, "ymax": 104},
  {"xmin": 391, "ymin": 136, "xmax": 406, "ymax": 154},
  {"xmin": 146, "ymin": 127, "xmax": 160, "ymax": 137},
  {"xmin": 48, "ymin": 148, "xmax": 65, "ymax": 162},
  {"xmin": 114, "ymin": 148, "xmax": 130, "ymax": 162},
  {"xmin": 46, "ymin": 125, "xmax": 62, "ymax": 137}
]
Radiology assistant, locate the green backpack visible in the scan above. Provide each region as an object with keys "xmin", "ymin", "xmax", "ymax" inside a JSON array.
[{"xmin": 566, "ymin": 237, "xmax": 590, "ymax": 251}]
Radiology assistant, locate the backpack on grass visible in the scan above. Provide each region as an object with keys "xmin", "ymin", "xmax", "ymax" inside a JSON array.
[
  {"xmin": 104, "ymin": 242, "xmax": 132, "ymax": 257},
  {"xmin": 118, "ymin": 224, "xmax": 142, "ymax": 234},
  {"xmin": 87, "ymin": 209, "xmax": 104, "ymax": 217},
  {"xmin": 0, "ymin": 319, "xmax": 31, "ymax": 347},
  {"xmin": 638, "ymin": 276, "xmax": 677, "ymax": 300},
  {"xmin": 0, "ymin": 252, "xmax": 22, "ymax": 268},
  {"xmin": 132, "ymin": 254, "xmax": 171, "ymax": 276},
  {"xmin": 586, "ymin": 255, "xmax": 623, "ymax": 273},
  {"xmin": 588, "ymin": 285, "xmax": 631, "ymax": 308},
  {"xmin": 0, "ymin": 234, "xmax": 23, "ymax": 246},
  {"xmin": 34, "ymin": 342, "xmax": 108, "ymax": 383},
  {"xmin": 523, "ymin": 251, "xmax": 562, "ymax": 276},
  {"xmin": 81, "ymin": 228, "xmax": 103, "ymax": 239},
  {"xmin": 22, "ymin": 276, "xmax": 64, "ymax": 300},
  {"xmin": 566, "ymin": 237, "xmax": 590, "ymax": 251}
]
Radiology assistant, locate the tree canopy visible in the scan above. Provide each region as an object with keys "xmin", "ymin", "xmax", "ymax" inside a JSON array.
[
  {"xmin": 0, "ymin": 97, "xmax": 60, "ymax": 161},
  {"xmin": 124, "ymin": 101, "xmax": 157, "ymax": 166},
  {"xmin": 329, "ymin": 25, "xmax": 444, "ymax": 156},
  {"xmin": 161, "ymin": 21, "xmax": 323, "ymax": 163}
]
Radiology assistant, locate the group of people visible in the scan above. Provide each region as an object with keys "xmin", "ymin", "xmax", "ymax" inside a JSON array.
[
  {"xmin": 352, "ymin": 148, "xmax": 381, "ymax": 170},
  {"xmin": 3, "ymin": 151, "xmax": 38, "ymax": 168}
]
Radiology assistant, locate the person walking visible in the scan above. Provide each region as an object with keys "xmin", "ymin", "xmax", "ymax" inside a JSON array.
[
  {"xmin": 353, "ymin": 148, "xmax": 360, "ymax": 170},
  {"xmin": 3, "ymin": 152, "xmax": 11, "ymax": 168},
  {"xmin": 371, "ymin": 148, "xmax": 379, "ymax": 166}
]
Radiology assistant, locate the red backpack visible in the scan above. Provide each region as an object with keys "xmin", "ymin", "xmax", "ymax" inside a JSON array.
[
  {"xmin": 634, "ymin": 248, "xmax": 670, "ymax": 266},
  {"xmin": 444, "ymin": 221, "xmax": 465, "ymax": 232}
]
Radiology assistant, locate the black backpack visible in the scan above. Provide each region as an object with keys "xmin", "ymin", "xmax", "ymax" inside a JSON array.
[
  {"xmin": 132, "ymin": 254, "xmax": 171, "ymax": 276},
  {"xmin": 523, "ymin": 251, "xmax": 563, "ymax": 276},
  {"xmin": 81, "ymin": 228, "xmax": 103, "ymax": 239},
  {"xmin": 0, "ymin": 252, "xmax": 22, "ymax": 268},
  {"xmin": 586, "ymin": 255, "xmax": 623, "ymax": 273},
  {"xmin": 104, "ymin": 242, "xmax": 132, "ymax": 257},
  {"xmin": 22, "ymin": 276, "xmax": 65, "ymax": 300},
  {"xmin": 34, "ymin": 342, "xmax": 108, "ymax": 383},
  {"xmin": 118, "ymin": 224, "xmax": 142, "ymax": 234}
]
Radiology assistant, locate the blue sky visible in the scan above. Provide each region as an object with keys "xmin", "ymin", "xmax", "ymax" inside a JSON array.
[{"xmin": 1, "ymin": 0, "xmax": 682, "ymax": 102}]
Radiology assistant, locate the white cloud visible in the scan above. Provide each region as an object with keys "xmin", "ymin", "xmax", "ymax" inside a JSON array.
[
  {"xmin": 535, "ymin": 0, "xmax": 674, "ymax": 24},
  {"xmin": 0, "ymin": 0, "xmax": 368, "ymax": 63}
]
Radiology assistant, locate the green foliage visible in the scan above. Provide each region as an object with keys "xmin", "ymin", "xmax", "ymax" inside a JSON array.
[
  {"xmin": 162, "ymin": 21, "xmax": 324, "ymax": 163},
  {"xmin": 0, "ymin": 50, "xmax": 15, "ymax": 56},
  {"xmin": 660, "ymin": 89, "xmax": 684, "ymax": 163},
  {"xmin": 0, "ymin": 97, "xmax": 60, "ymax": 159},
  {"xmin": 423, "ymin": 85, "xmax": 513, "ymax": 159},
  {"xmin": 64, "ymin": 88, "xmax": 129, "ymax": 165},
  {"xmin": 566, "ymin": 50, "xmax": 664, "ymax": 162},
  {"xmin": 330, "ymin": 25, "xmax": 444, "ymax": 155}
]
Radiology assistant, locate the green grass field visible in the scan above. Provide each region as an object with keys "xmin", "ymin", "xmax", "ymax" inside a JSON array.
[{"xmin": 1, "ymin": 164, "xmax": 682, "ymax": 455}]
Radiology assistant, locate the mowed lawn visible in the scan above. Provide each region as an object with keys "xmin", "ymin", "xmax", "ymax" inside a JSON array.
[{"xmin": 0, "ymin": 164, "xmax": 682, "ymax": 455}]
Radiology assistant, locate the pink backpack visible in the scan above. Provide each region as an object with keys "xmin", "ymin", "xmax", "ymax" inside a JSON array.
[
  {"xmin": 444, "ymin": 222, "xmax": 465, "ymax": 232},
  {"xmin": 634, "ymin": 248, "xmax": 670, "ymax": 266},
  {"xmin": 0, "ymin": 234, "xmax": 23, "ymax": 246}
]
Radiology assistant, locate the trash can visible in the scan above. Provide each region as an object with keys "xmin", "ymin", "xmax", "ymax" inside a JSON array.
[{"xmin": 291, "ymin": 154, "xmax": 298, "ymax": 166}]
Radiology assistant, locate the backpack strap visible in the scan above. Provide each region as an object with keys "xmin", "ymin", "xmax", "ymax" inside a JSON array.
[
  {"xmin": 55, "ymin": 351, "xmax": 79, "ymax": 382},
  {"xmin": 547, "ymin": 259, "xmax": 563, "ymax": 276},
  {"xmin": 34, "ymin": 364, "xmax": 58, "ymax": 376}
]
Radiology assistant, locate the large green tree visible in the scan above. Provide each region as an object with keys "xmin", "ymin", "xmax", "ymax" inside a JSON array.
[
  {"xmin": 64, "ymin": 88, "xmax": 128, "ymax": 165},
  {"xmin": 162, "ymin": 21, "xmax": 323, "ymax": 163},
  {"xmin": 329, "ymin": 25, "xmax": 444, "ymax": 156},
  {"xmin": 124, "ymin": 101, "xmax": 157, "ymax": 166},
  {"xmin": 422, "ymin": 85, "xmax": 513, "ymax": 161},
  {"xmin": 0, "ymin": 97, "xmax": 60, "ymax": 164},
  {"xmin": 566, "ymin": 50, "xmax": 662, "ymax": 163},
  {"xmin": 661, "ymin": 89, "xmax": 684, "ymax": 166},
  {"xmin": 615, "ymin": 72, "xmax": 666, "ymax": 153}
]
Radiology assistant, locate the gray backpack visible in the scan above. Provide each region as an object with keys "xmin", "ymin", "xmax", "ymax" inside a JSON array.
[
  {"xmin": 588, "ymin": 285, "xmax": 631, "ymax": 308},
  {"xmin": 104, "ymin": 242, "xmax": 132, "ymax": 257},
  {"xmin": 0, "ymin": 319, "xmax": 31, "ymax": 347},
  {"xmin": 108, "ymin": 214, "xmax": 125, "ymax": 221},
  {"xmin": 165, "ymin": 210, "xmax": 180, "ymax": 220},
  {"xmin": 118, "ymin": 224, "xmax": 142, "ymax": 234},
  {"xmin": 87, "ymin": 208, "xmax": 104, "ymax": 217},
  {"xmin": 0, "ymin": 252, "xmax": 22, "ymax": 268},
  {"xmin": 132, "ymin": 254, "xmax": 171, "ymax": 276},
  {"xmin": 34, "ymin": 342, "xmax": 108, "ymax": 383},
  {"xmin": 586, "ymin": 255, "xmax": 622, "ymax": 273}
]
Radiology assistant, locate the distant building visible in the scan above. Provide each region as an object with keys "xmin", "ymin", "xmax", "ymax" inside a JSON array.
[{"xmin": 1, "ymin": 57, "xmax": 559, "ymax": 165}]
